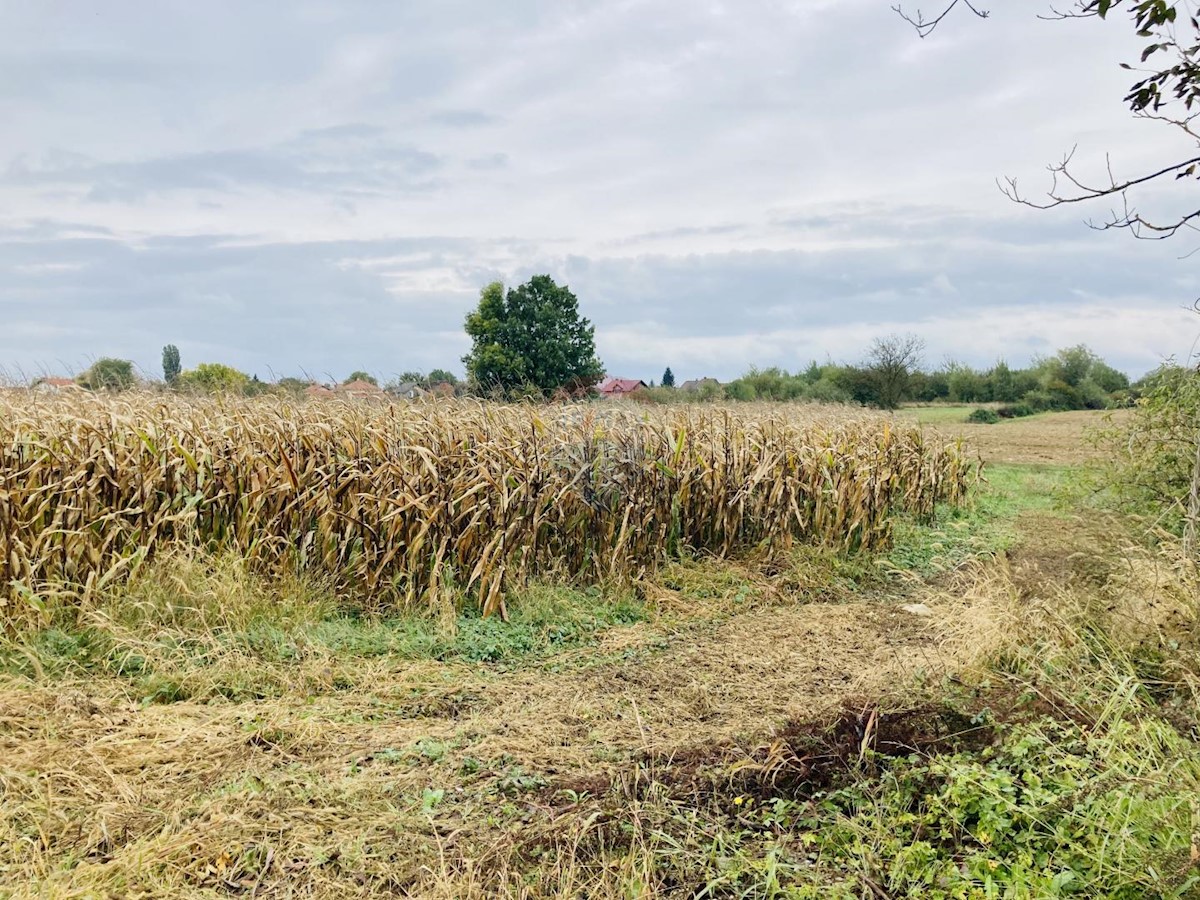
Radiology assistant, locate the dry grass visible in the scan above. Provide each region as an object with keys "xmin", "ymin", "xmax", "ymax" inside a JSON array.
[
  {"xmin": 8, "ymin": 518, "xmax": 1167, "ymax": 898},
  {"xmin": 902, "ymin": 408, "xmax": 1125, "ymax": 466},
  {"xmin": 1, "ymin": 394, "xmax": 975, "ymax": 625}
]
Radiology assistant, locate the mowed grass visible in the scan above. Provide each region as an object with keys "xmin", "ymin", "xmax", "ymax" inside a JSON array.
[{"xmin": 896, "ymin": 404, "xmax": 987, "ymax": 425}]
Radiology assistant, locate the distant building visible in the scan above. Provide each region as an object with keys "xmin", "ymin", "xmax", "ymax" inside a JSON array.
[
  {"xmin": 33, "ymin": 377, "xmax": 82, "ymax": 394},
  {"xmin": 679, "ymin": 377, "xmax": 721, "ymax": 393},
  {"xmin": 428, "ymin": 381, "xmax": 456, "ymax": 398},
  {"xmin": 338, "ymin": 379, "xmax": 384, "ymax": 397},
  {"xmin": 305, "ymin": 384, "xmax": 336, "ymax": 399},
  {"xmin": 389, "ymin": 381, "xmax": 430, "ymax": 401},
  {"xmin": 597, "ymin": 377, "xmax": 647, "ymax": 399}
]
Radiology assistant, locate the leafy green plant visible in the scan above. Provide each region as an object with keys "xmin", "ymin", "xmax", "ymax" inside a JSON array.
[{"xmin": 966, "ymin": 408, "xmax": 1000, "ymax": 424}]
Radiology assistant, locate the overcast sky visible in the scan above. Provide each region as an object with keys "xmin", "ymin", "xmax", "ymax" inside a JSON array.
[{"xmin": 2, "ymin": 1, "xmax": 1197, "ymax": 383}]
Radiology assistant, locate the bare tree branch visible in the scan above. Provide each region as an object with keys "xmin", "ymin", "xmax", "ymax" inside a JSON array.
[
  {"xmin": 897, "ymin": 0, "xmax": 1200, "ymax": 243},
  {"xmin": 892, "ymin": 0, "xmax": 989, "ymax": 38},
  {"xmin": 997, "ymin": 146, "xmax": 1200, "ymax": 238}
]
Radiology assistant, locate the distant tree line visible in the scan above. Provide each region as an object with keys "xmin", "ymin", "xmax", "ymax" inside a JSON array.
[
  {"xmin": 42, "ymin": 277, "xmax": 1132, "ymax": 414},
  {"xmin": 652, "ymin": 342, "xmax": 1133, "ymax": 413}
]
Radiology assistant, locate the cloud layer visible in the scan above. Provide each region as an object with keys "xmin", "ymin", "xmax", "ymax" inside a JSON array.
[{"xmin": 1, "ymin": 1, "xmax": 1194, "ymax": 382}]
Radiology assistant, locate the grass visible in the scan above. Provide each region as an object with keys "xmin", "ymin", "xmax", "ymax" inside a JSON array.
[
  {"xmin": 897, "ymin": 404, "xmax": 985, "ymax": 425},
  {"xmin": 885, "ymin": 462, "xmax": 1069, "ymax": 576},
  {"xmin": 0, "ymin": 558, "xmax": 649, "ymax": 702}
]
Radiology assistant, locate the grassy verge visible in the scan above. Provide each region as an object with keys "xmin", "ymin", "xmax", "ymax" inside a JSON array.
[{"xmin": 885, "ymin": 462, "xmax": 1069, "ymax": 576}]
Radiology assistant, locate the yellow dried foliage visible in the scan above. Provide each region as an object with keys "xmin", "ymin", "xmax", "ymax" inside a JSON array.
[{"xmin": 0, "ymin": 394, "xmax": 975, "ymax": 619}]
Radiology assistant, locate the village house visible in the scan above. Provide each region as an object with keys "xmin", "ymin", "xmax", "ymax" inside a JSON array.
[
  {"xmin": 679, "ymin": 377, "xmax": 721, "ymax": 393},
  {"xmin": 338, "ymin": 379, "xmax": 385, "ymax": 398},
  {"xmin": 596, "ymin": 377, "xmax": 647, "ymax": 399},
  {"xmin": 388, "ymin": 381, "xmax": 429, "ymax": 401}
]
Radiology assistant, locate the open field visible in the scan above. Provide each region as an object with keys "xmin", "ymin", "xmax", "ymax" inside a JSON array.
[
  {"xmin": 3, "ymin": 403, "xmax": 1198, "ymax": 897},
  {"xmin": 897, "ymin": 407, "xmax": 1129, "ymax": 465}
]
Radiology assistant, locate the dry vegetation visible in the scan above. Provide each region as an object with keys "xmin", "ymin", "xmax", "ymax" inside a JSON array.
[
  {"xmin": 1, "ymin": 395, "xmax": 974, "ymax": 625},
  {"xmin": 4, "ymin": 402, "xmax": 1197, "ymax": 898},
  {"xmin": 897, "ymin": 408, "xmax": 1130, "ymax": 465}
]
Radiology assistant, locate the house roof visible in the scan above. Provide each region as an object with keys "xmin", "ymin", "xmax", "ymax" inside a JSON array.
[
  {"xmin": 304, "ymin": 384, "xmax": 335, "ymax": 397},
  {"xmin": 338, "ymin": 379, "xmax": 383, "ymax": 395},
  {"xmin": 679, "ymin": 377, "xmax": 720, "ymax": 391},
  {"xmin": 390, "ymin": 381, "xmax": 428, "ymax": 396},
  {"xmin": 598, "ymin": 377, "xmax": 647, "ymax": 395},
  {"xmin": 35, "ymin": 376, "xmax": 82, "ymax": 390}
]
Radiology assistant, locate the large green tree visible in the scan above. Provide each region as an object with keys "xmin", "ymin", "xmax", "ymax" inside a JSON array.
[
  {"xmin": 177, "ymin": 362, "xmax": 250, "ymax": 395},
  {"xmin": 463, "ymin": 276, "xmax": 604, "ymax": 396},
  {"xmin": 78, "ymin": 358, "xmax": 136, "ymax": 392}
]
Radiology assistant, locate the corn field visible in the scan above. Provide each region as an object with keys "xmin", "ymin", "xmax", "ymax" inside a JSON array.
[{"xmin": 0, "ymin": 393, "xmax": 975, "ymax": 619}]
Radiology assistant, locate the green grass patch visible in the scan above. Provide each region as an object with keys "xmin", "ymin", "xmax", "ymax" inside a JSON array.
[
  {"xmin": 885, "ymin": 463, "xmax": 1069, "ymax": 575},
  {"xmin": 0, "ymin": 580, "xmax": 647, "ymax": 698}
]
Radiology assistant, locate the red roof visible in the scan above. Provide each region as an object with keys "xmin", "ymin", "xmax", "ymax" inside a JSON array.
[
  {"xmin": 597, "ymin": 377, "xmax": 646, "ymax": 396},
  {"xmin": 338, "ymin": 379, "xmax": 383, "ymax": 395}
]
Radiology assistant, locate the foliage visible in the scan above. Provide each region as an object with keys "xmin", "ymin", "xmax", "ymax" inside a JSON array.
[
  {"xmin": 463, "ymin": 276, "xmax": 604, "ymax": 397},
  {"xmin": 427, "ymin": 369, "xmax": 459, "ymax": 386},
  {"xmin": 966, "ymin": 407, "xmax": 1000, "ymax": 424},
  {"xmin": 0, "ymin": 397, "xmax": 975, "ymax": 622},
  {"xmin": 661, "ymin": 367, "xmax": 675, "ymax": 388},
  {"xmin": 274, "ymin": 377, "xmax": 310, "ymax": 396},
  {"xmin": 867, "ymin": 333, "xmax": 925, "ymax": 410},
  {"xmin": 997, "ymin": 402, "xmax": 1035, "ymax": 419},
  {"xmin": 77, "ymin": 357, "xmax": 136, "ymax": 392},
  {"xmin": 161, "ymin": 344, "xmax": 181, "ymax": 385},
  {"xmin": 177, "ymin": 362, "xmax": 251, "ymax": 395},
  {"xmin": 1087, "ymin": 362, "xmax": 1200, "ymax": 535},
  {"xmin": 345, "ymin": 371, "xmax": 378, "ymax": 386}
]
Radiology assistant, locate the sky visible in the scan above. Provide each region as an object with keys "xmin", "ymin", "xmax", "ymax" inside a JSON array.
[{"xmin": 2, "ymin": 0, "xmax": 1198, "ymax": 384}]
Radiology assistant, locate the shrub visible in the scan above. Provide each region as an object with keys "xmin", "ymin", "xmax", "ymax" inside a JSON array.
[
  {"xmin": 1087, "ymin": 363, "xmax": 1200, "ymax": 537},
  {"xmin": 966, "ymin": 408, "xmax": 1000, "ymax": 424},
  {"xmin": 996, "ymin": 403, "xmax": 1034, "ymax": 419}
]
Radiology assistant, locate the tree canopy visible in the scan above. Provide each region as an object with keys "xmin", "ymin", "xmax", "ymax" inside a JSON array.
[
  {"xmin": 78, "ymin": 358, "xmax": 136, "ymax": 392},
  {"xmin": 866, "ymin": 333, "xmax": 925, "ymax": 411},
  {"xmin": 345, "ymin": 371, "xmax": 378, "ymax": 386},
  {"xmin": 162, "ymin": 345, "xmax": 181, "ymax": 385},
  {"xmin": 463, "ymin": 276, "xmax": 604, "ymax": 396},
  {"xmin": 177, "ymin": 363, "xmax": 250, "ymax": 395}
]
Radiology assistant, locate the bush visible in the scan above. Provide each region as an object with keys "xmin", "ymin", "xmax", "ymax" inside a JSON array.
[
  {"xmin": 996, "ymin": 403, "xmax": 1034, "ymax": 419},
  {"xmin": 1087, "ymin": 363, "xmax": 1200, "ymax": 536},
  {"xmin": 966, "ymin": 408, "xmax": 1000, "ymax": 424}
]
